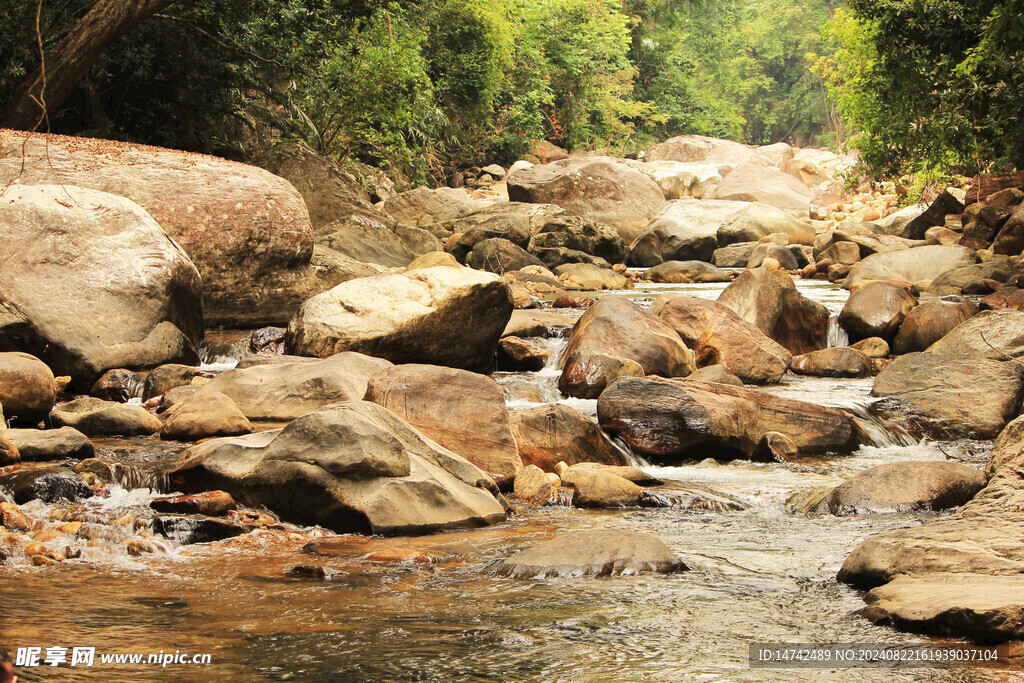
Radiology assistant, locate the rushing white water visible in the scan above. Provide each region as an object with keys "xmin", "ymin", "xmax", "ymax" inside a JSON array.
[{"xmin": 827, "ymin": 312, "xmax": 850, "ymax": 348}]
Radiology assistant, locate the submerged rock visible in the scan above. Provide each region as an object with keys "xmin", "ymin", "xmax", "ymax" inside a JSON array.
[
  {"xmin": 812, "ymin": 462, "xmax": 986, "ymax": 515},
  {"xmin": 169, "ymin": 401, "xmax": 507, "ymax": 535},
  {"xmin": 0, "ymin": 466, "xmax": 92, "ymax": 504},
  {"xmin": 598, "ymin": 376, "xmax": 854, "ymax": 461},
  {"xmin": 494, "ymin": 530, "xmax": 687, "ymax": 579},
  {"xmin": 286, "ymin": 267, "xmax": 513, "ymax": 373}
]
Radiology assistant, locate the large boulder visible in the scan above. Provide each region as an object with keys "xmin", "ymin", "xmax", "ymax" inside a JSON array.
[
  {"xmin": 870, "ymin": 353, "xmax": 1024, "ymax": 439},
  {"xmin": 315, "ymin": 216, "xmax": 415, "ymax": 268},
  {"xmin": 632, "ymin": 161, "xmax": 729, "ymax": 199},
  {"xmin": 711, "ymin": 164, "xmax": 811, "ymax": 213},
  {"xmin": 382, "ymin": 187, "xmax": 489, "ymax": 228},
  {"xmin": 526, "ymin": 214, "xmax": 626, "ymax": 265},
  {"xmin": 494, "ymin": 529, "xmax": 687, "ymax": 578},
  {"xmin": 925, "ymin": 309, "xmax": 1024, "ymax": 359},
  {"xmin": 838, "ymin": 445, "xmax": 1024, "ymax": 617},
  {"xmin": 466, "ymin": 238, "xmax": 546, "ymax": 274},
  {"xmin": 598, "ymin": 376, "xmax": 854, "ymax": 462},
  {"xmin": 509, "ymin": 403, "xmax": 629, "ymax": 472},
  {"xmin": 0, "ymin": 352, "xmax": 55, "ymax": 422},
  {"xmin": 842, "ymin": 245, "xmax": 977, "ymax": 289},
  {"xmin": 5, "ymin": 427, "xmax": 94, "ymax": 462},
  {"xmin": 0, "ymin": 185, "xmax": 202, "ymax": 390},
  {"xmin": 716, "ymin": 268, "xmax": 829, "ymax": 355},
  {"xmin": 286, "ymin": 267, "xmax": 513, "ymax": 373},
  {"xmin": 559, "ymin": 297, "xmax": 695, "ymax": 398},
  {"xmin": 892, "ymin": 296, "xmax": 977, "ymax": 354},
  {"xmin": 646, "ymin": 135, "xmax": 756, "ymax": 165},
  {"xmin": 199, "ymin": 352, "xmax": 391, "ymax": 421},
  {"xmin": 861, "ymin": 573, "xmax": 1024, "ymax": 641},
  {"xmin": 928, "ymin": 261, "xmax": 1024, "ymax": 295},
  {"xmin": 50, "ymin": 398, "xmax": 162, "ymax": 437},
  {"xmin": 252, "ymin": 138, "xmax": 388, "ymax": 230},
  {"xmin": 169, "ymin": 401, "xmax": 507, "ymax": 535},
  {"xmin": 991, "ymin": 202, "xmax": 1024, "ymax": 255},
  {"xmin": 364, "ymin": 365, "xmax": 522, "ymax": 486},
  {"xmin": 449, "ymin": 215, "xmax": 531, "ymax": 262},
  {"xmin": 716, "ymin": 203, "xmax": 815, "ymax": 246},
  {"xmin": 507, "ymin": 158, "xmax": 668, "ymax": 243},
  {"xmin": 160, "ymin": 391, "xmax": 254, "ymax": 442},
  {"xmin": 650, "ymin": 294, "xmax": 792, "ymax": 384},
  {"xmin": 812, "ymin": 461, "xmax": 986, "ymax": 515},
  {"xmin": 626, "ymin": 199, "xmax": 746, "ymax": 266},
  {"xmin": 838, "ymin": 281, "xmax": 918, "ymax": 342},
  {"xmin": 0, "ymin": 130, "xmax": 314, "ymax": 327}
]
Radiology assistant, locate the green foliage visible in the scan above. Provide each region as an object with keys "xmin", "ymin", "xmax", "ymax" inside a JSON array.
[
  {"xmin": 1, "ymin": 0, "xmax": 846, "ymax": 183},
  {"xmin": 628, "ymin": 0, "xmax": 838, "ymax": 146},
  {"xmin": 819, "ymin": 0, "xmax": 1024, "ymax": 179}
]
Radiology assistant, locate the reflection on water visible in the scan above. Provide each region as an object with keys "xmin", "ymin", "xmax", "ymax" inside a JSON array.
[{"xmin": 2, "ymin": 278, "xmax": 1022, "ymax": 681}]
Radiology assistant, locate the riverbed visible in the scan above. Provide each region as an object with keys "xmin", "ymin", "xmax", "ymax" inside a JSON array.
[{"xmin": 1, "ymin": 279, "xmax": 1021, "ymax": 682}]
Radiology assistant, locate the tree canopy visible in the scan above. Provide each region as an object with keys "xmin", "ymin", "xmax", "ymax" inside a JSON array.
[
  {"xmin": 3, "ymin": 0, "xmax": 843, "ymax": 183},
  {"xmin": 817, "ymin": 0, "xmax": 1024, "ymax": 179}
]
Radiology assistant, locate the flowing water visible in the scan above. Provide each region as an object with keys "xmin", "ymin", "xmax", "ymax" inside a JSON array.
[{"xmin": 2, "ymin": 278, "xmax": 1021, "ymax": 682}]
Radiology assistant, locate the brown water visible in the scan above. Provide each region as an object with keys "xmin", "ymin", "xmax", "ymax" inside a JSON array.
[{"xmin": 2, "ymin": 279, "xmax": 1023, "ymax": 682}]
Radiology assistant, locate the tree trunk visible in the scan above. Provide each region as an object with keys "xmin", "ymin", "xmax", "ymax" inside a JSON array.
[{"xmin": 2, "ymin": 0, "xmax": 177, "ymax": 131}]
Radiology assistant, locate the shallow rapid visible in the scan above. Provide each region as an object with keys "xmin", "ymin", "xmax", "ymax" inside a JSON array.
[{"xmin": 1, "ymin": 278, "xmax": 1019, "ymax": 682}]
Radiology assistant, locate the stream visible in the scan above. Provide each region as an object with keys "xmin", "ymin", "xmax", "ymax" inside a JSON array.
[{"xmin": 1, "ymin": 278, "xmax": 1021, "ymax": 682}]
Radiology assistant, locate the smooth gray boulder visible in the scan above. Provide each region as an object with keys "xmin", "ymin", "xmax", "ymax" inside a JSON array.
[
  {"xmin": 199, "ymin": 352, "xmax": 392, "ymax": 421},
  {"xmin": 169, "ymin": 401, "xmax": 507, "ymax": 535}
]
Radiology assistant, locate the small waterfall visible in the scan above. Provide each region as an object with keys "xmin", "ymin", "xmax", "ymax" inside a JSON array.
[
  {"xmin": 608, "ymin": 434, "xmax": 652, "ymax": 469},
  {"xmin": 827, "ymin": 313, "xmax": 849, "ymax": 348},
  {"xmin": 196, "ymin": 340, "xmax": 246, "ymax": 372},
  {"xmin": 842, "ymin": 401, "xmax": 918, "ymax": 447}
]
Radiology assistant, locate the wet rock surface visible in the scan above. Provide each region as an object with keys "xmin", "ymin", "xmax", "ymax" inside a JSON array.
[{"xmin": 494, "ymin": 530, "xmax": 687, "ymax": 579}]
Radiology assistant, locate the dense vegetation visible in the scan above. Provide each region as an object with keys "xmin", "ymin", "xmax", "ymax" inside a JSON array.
[
  {"xmin": 816, "ymin": 0, "xmax": 1024, "ymax": 180},
  {"xmin": 1, "ymin": 0, "xmax": 840, "ymax": 184},
  {"xmin": 3, "ymin": 1, "xmax": 1021, "ymax": 184}
]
